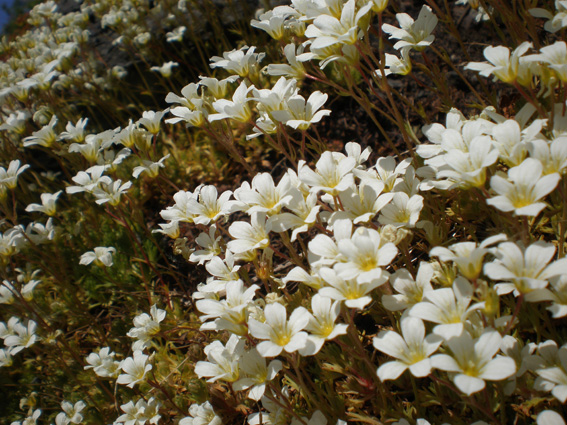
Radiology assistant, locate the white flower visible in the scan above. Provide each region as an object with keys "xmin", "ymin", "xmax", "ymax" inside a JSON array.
[
  {"xmin": 356, "ymin": 157, "xmax": 412, "ymax": 192},
  {"xmin": 487, "ymin": 158, "xmax": 560, "ymax": 216},
  {"xmin": 79, "ymin": 247, "xmax": 116, "ymax": 267},
  {"xmin": 376, "ymin": 48, "xmax": 412, "ymax": 77},
  {"xmin": 432, "ymin": 329, "xmax": 516, "ymax": 395},
  {"xmin": 0, "ymin": 160, "xmax": 30, "ymax": 189},
  {"xmin": 227, "ymin": 212, "xmax": 271, "ymax": 255},
  {"xmin": 484, "ymin": 241, "xmax": 567, "ymax": 300},
  {"xmin": 251, "ymin": 9, "xmax": 287, "ymax": 40},
  {"xmin": 196, "ymin": 280, "xmax": 259, "ymax": 335},
  {"xmin": 382, "ymin": 262, "xmax": 435, "ymax": 311},
  {"xmin": 234, "ymin": 173, "xmax": 292, "ymax": 215},
  {"xmin": 318, "ymin": 267, "xmax": 384, "ymax": 310},
  {"xmin": 166, "ymin": 26, "xmax": 185, "ymax": 42},
  {"xmin": 304, "ymin": 0, "xmax": 372, "ymax": 48},
  {"xmin": 132, "ymin": 155, "xmax": 170, "ymax": 179},
  {"xmin": 490, "ymin": 119, "xmax": 539, "ymax": 167},
  {"xmin": 66, "ymin": 166, "xmax": 112, "ymax": 194},
  {"xmin": 530, "ymin": 1, "xmax": 567, "ymax": 33},
  {"xmin": 308, "ymin": 218, "xmax": 352, "ymax": 269},
  {"xmin": 247, "ymin": 302, "xmax": 309, "ymax": 357},
  {"xmin": 269, "ymin": 188, "xmax": 320, "ymax": 241},
  {"xmin": 300, "ymin": 294, "xmax": 348, "ymax": 356},
  {"xmin": 22, "ymin": 115, "xmax": 58, "ymax": 147},
  {"xmin": 84, "ymin": 347, "xmax": 121, "ymax": 378},
  {"xmin": 298, "ymin": 151, "xmax": 356, "ymax": 195},
  {"xmin": 93, "ymin": 179, "xmax": 132, "ymax": 206},
  {"xmin": 546, "ymin": 274, "xmax": 567, "ymax": 318},
  {"xmin": 271, "ymin": 91, "xmax": 331, "ymax": 130},
  {"xmin": 160, "ymin": 188, "xmax": 200, "ymax": 223},
  {"xmin": 11, "ymin": 409, "xmax": 41, "ymax": 425},
  {"xmin": 381, "ymin": 5, "xmax": 438, "ymax": 51},
  {"xmin": 150, "ymin": 61, "xmax": 179, "ymax": 78},
  {"xmin": 186, "ymin": 185, "xmax": 237, "ymax": 225},
  {"xmin": 55, "ymin": 401, "xmax": 86, "ymax": 425},
  {"xmin": 0, "ymin": 348, "xmax": 13, "ymax": 367},
  {"xmin": 3, "ymin": 319, "xmax": 38, "ymax": 354},
  {"xmin": 189, "ymin": 226, "xmax": 222, "ymax": 265},
  {"xmin": 59, "ymin": 118, "xmax": 88, "ymax": 142},
  {"xmin": 537, "ymin": 410, "xmax": 566, "ymax": 425},
  {"xmin": 334, "ymin": 227, "xmax": 397, "ymax": 283},
  {"xmin": 210, "ymin": 45, "xmax": 265, "ymax": 78},
  {"xmin": 117, "ymin": 350, "xmax": 152, "ymax": 388},
  {"xmin": 465, "ymin": 42, "xmax": 532, "ymax": 84},
  {"xmin": 329, "ymin": 182, "xmax": 393, "ymax": 225},
  {"xmin": 115, "ymin": 397, "xmax": 161, "ymax": 425},
  {"xmin": 209, "ymin": 81, "xmax": 254, "ymax": 123},
  {"xmin": 266, "ymin": 43, "xmax": 306, "ymax": 79},
  {"xmin": 374, "ymin": 316, "xmax": 442, "ymax": 381},
  {"xmin": 528, "ymin": 137, "xmax": 567, "ymax": 175},
  {"xmin": 234, "ymin": 348, "xmax": 282, "ymax": 400},
  {"xmin": 25, "ymin": 191, "xmax": 62, "ymax": 216},
  {"xmin": 180, "ymin": 401, "xmax": 221, "ymax": 425},
  {"xmin": 127, "ymin": 305, "xmax": 166, "ymax": 351},
  {"xmin": 429, "ymin": 234, "xmax": 506, "ymax": 281},
  {"xmin": 0, "ymin": 280, "xmax": 15, "ymax": 304},
  {"xmin": 531, "ymin": 41, "xmax": 567, "ymax": 82},
  {"xmin": 199, "ymin": 252, "xmax": 241, "ymax": 294},
  {"xmin": 528, "ymin": 340, "xmax": 567, "ymax": 402},
  {"xmin": 195, "ymin": 334, "xmax": 245, "ymax": 383},
  {"xmin": 138, "ymin": 110, "xmax": 168, "ymax": 135},
  {"xmin": 378, "ymin": 192, "xmax": 423, "ymax": 228},
  {"xmin": 409, "ymin": 277, "xmax": 484, "ymax": 339},
  {"xmin": 436, "ymin": 136, "xmax": 499, "ymax": 188},
  {"xmin": 166, "ymin": 83, "xmax": 208, "ymax": 128}
]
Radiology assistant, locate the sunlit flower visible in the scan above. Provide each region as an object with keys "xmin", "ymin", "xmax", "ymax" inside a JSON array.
[
  {"xmin": 234, "ymin": 348, "xmax": 282, "ymax": 400},
  {"xmin": 487, "ymin": 158, "xmax": 560, "ymax": 216},
  {"xmin": 210, "ymin": 45, "xmax": 265, "ymax": 78},
  {"xmin": 432, "ymin": 329, "xmax": 516, "ymax": 395},
  {"xmin": 115, "ymin": 397, "xmax": 161, "ymax": 425},
  {"xmin": 334, "ymin": 227, "xmax": 397, "ymax": 283},
  {"xmin": 227, "ymin": 212, "xmax": 271, "ymax": 255},
  {"xmin": 209, "ymin": 81, "xmax": 254, "ymax": 123},
  {"xmin": 318, "ymin": 266, "xmax": 384, "ymax": 310},
  {"xmin": 0, "ymin": 160, "xmax": 30, "ymax": 189},
  {"xmin": 117, "ymin": 350, "xmax": 152, "ymax": 388},
  {"xmin": 84, "ymin": 347, "xmax": 121, "ymax": 378},
  {"xmin": 466, "ymin": 42, "xmax": 532, "ymax": 84},
  {"xmin": 382, "ymin": 5, "xmax": 438, "ymax": 51},
  {"xmin": 150, "ymin": 61, "xmax": 179, "ymax": 78},
  {"xmin": 127, "ymin": 305, "xmax": 166, "ymax": 351},
  {"xmin": 271, "ymin": 90, "xmax": 331, "ymax": 130},
  {"xmin": 300, "ymin": 294, "xmax": 348, "ymax": 356},
  {"xmin": 484, "ymin": 240, "xmax": 567, "ymax": 300},
  {"xmin": 298, "ymin": 151, "xmax": 356, "ymax": 195},
  {"xmin": 382, "ymin": 262, "xmax": 435, "ymax": 311},
  {"xmin": 25, "ymin": 191, "xmax": 62, "ymax": 216},
  {"xmin": 374, "ymin": 316, "xmax": 442, "ymax": 381},
  {"xmin": 55, "ymin": 401, "xmax": 86, "ymax": 425},
  {"xmin": 195, "ymin": 334, "xmax": 245, "ymax": 383},
  {"xmin": 180, "ymin": 401, "xmax": 221, "ymax": 425},
  {"xmin": 79, "ymin": 246, "xmax": 116, "ymax": 267},
  {"xmin": 530, "ymin": 1, "xmax": 567, "ymax": 33},
  {"xmin": 22, "ymin": 115, "xmax": 58, "ymax": 147},
  {"xmin": 430, "ymin": 234, "xmax": 506, "ymax": 281},
  {"xmin": 248, "ymin": 302, "xmax": 309, "ymax": 357},
  {"xmin": 410, "ymin": 277, "xmax": 484, "ymax": 339}
]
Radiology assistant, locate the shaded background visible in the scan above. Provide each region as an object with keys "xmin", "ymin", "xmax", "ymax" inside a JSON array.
[{"xmin": 0, "ymin": 0, "xmax": 15, "ymax": 31}]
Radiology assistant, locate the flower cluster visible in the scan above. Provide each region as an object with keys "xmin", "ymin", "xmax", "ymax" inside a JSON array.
[{"xmin": 2, "ymin": 0, "xmax": 567, "ymax": 424}]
